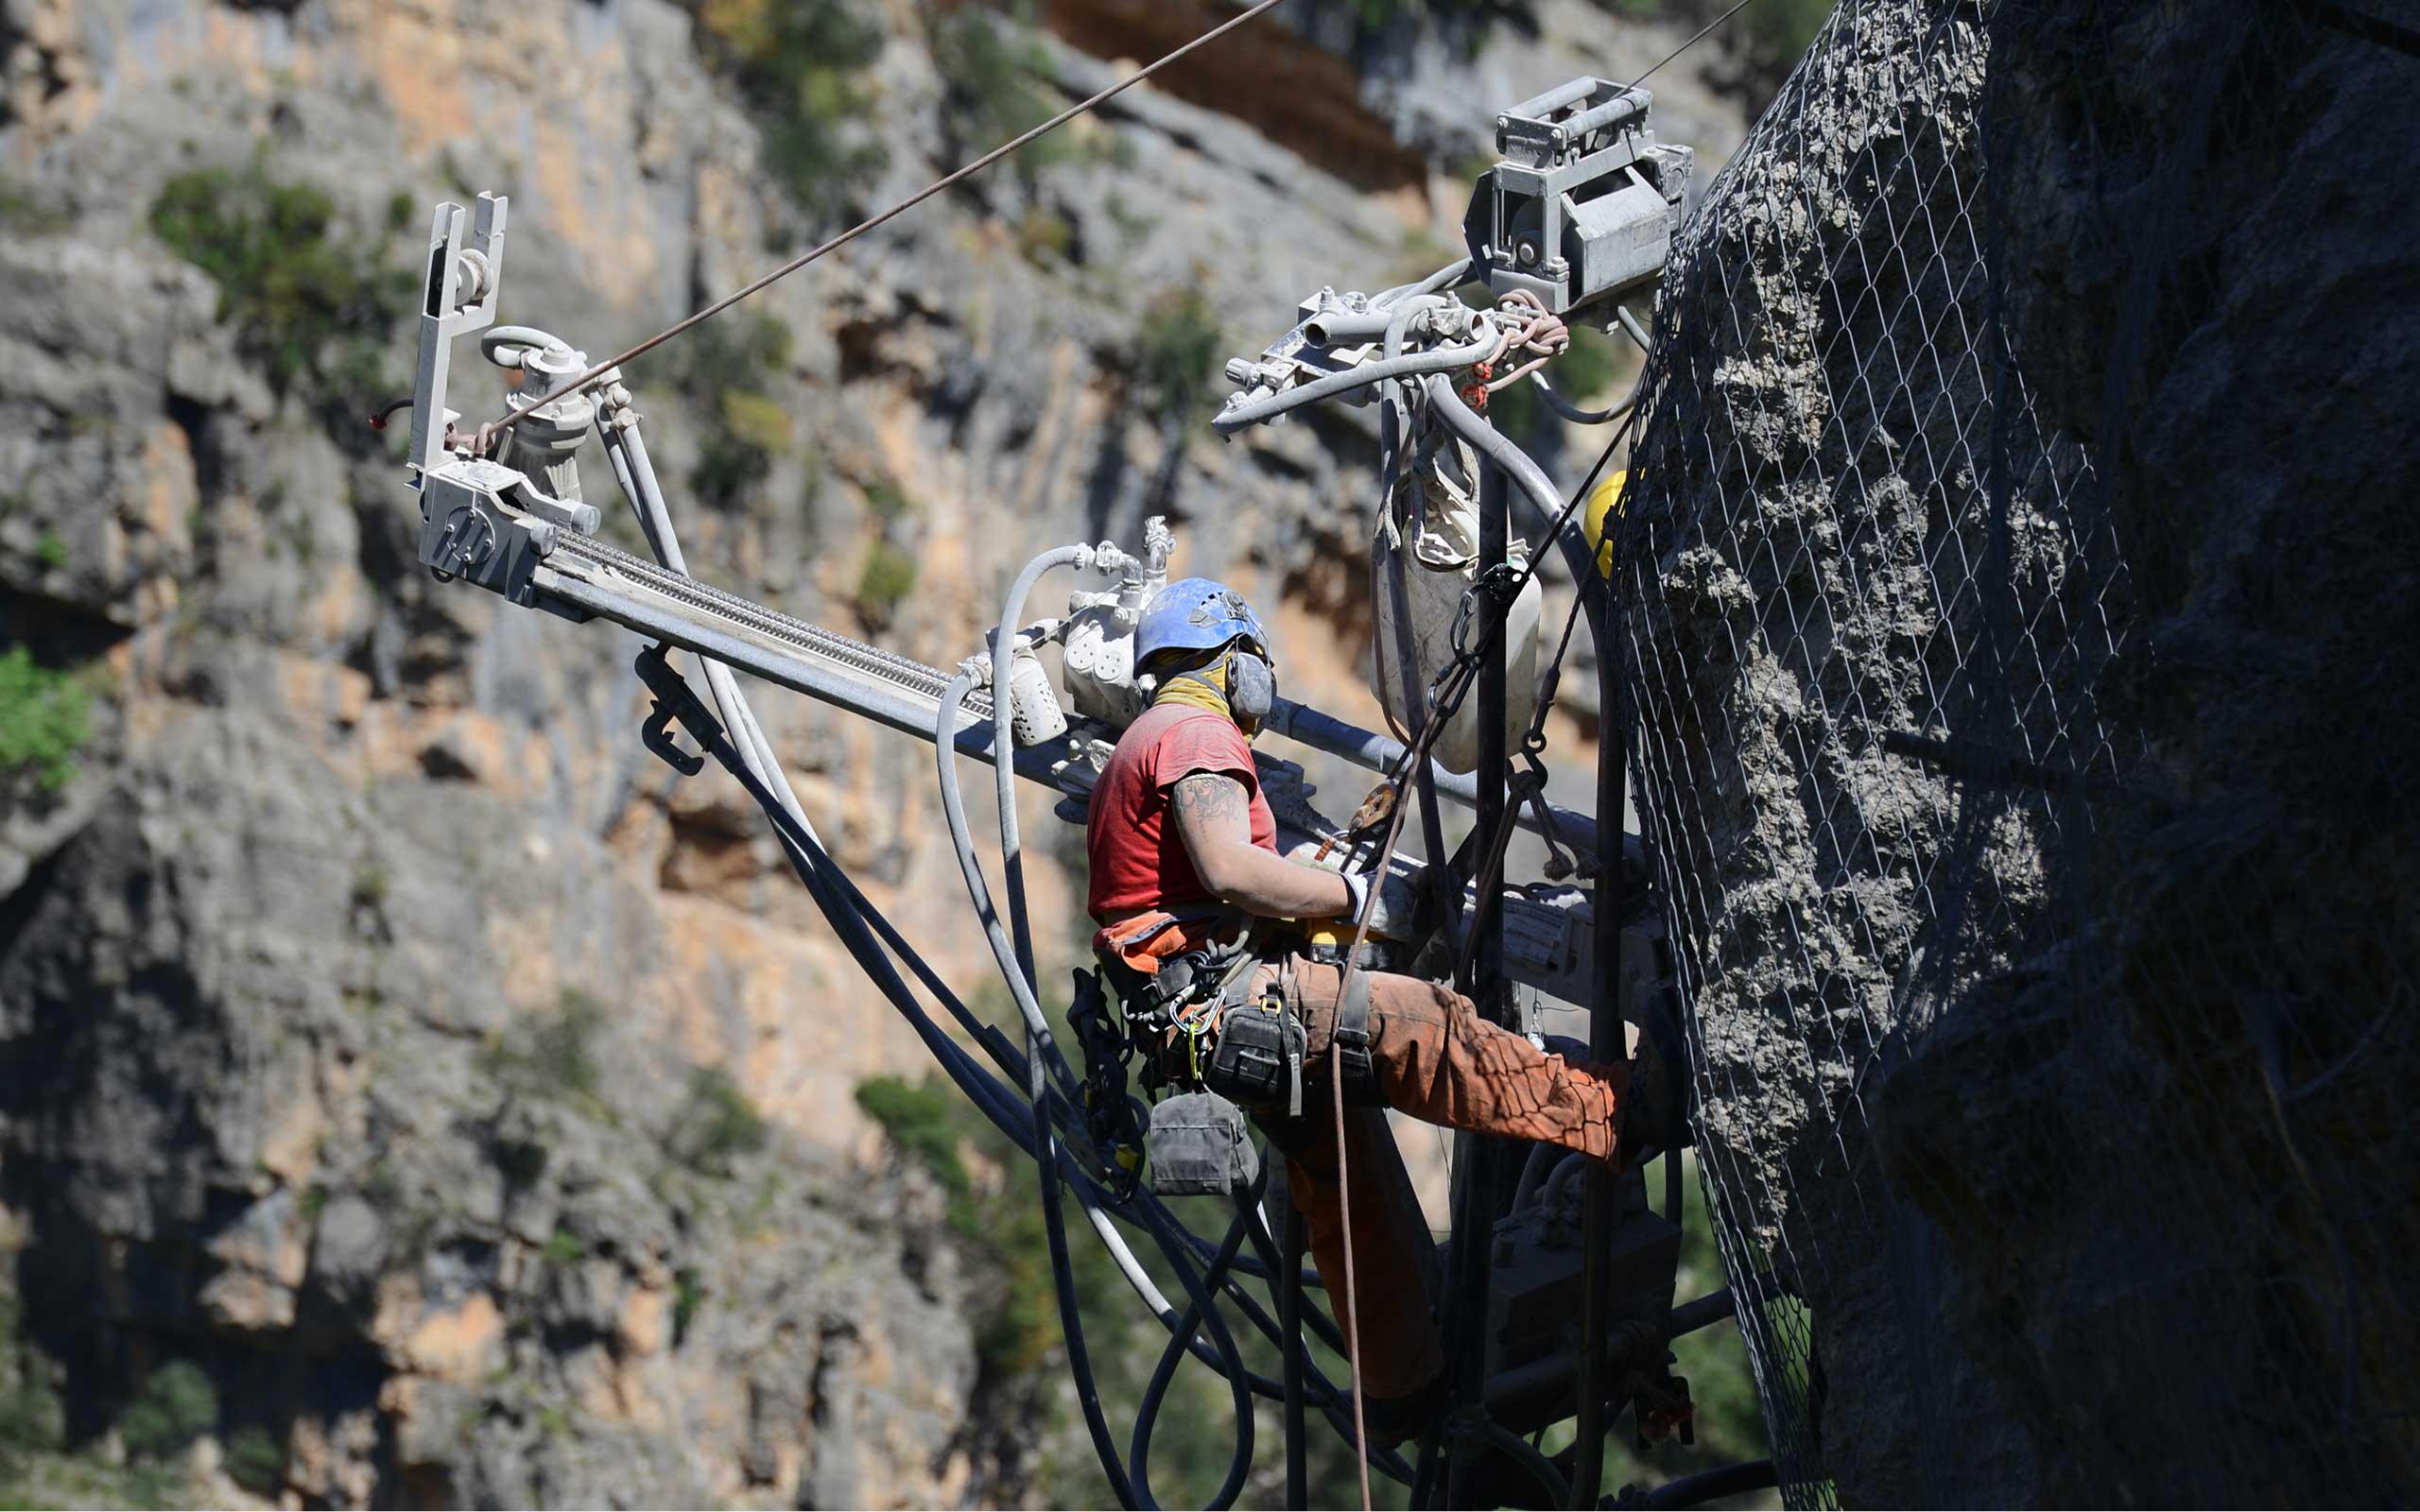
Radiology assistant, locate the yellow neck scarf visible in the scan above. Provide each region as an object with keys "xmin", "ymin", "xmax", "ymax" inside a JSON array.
[{"xmin": 1151, "ymin": 655, "xmax": 1238, "ymax": 722}]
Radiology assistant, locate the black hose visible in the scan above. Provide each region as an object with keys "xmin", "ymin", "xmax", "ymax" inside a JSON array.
[
  {"xmin": 1129, "ymin": 1190, "xmax": 1261, "ymax": 1509},
  {"xmin": 1668, "ymin": 1287, "xmax": 1737, "ymax": 1340},
  {"xmin": 1480, "ymin": 1418, "xmax": 1572, "ymax": 1506},
  {"xmin": 607, "ymin": 409, "xmax": 1361, "ymax": 1505},
  {"xmin": 1029, "ymin": 1011, "xmax": 1143, "ymax": 1508},
  {"xmin": 935, "ymin": 677, "xmax": 1141, "ymax": 1508},
  {"xmin": 1281, "ymin": 1197, "xmax": 1308, "ymax": 1509},
  {"xmin": 1633, "ymin": 1458, "xmax": 1779, "ymax": 1508},
  {"xmin": 1239, "ymin": 1202, "xmax": 1349, "ymax": 1354}
]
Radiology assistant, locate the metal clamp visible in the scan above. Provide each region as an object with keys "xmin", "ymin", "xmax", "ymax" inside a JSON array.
[{"xmin": 633, "ymin": 644, "xmax": 721, "ymax": 777}]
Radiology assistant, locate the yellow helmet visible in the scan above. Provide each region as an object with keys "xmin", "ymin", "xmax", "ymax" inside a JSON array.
[{"xmin": 1582, "ymin": 468, "xmax": 1630, "ymax": 579}]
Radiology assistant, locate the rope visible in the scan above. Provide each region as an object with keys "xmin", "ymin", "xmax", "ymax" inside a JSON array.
[
  {"xmin": 1626, "ymin": 0, "xmax": 1771, "ymax": 90},
  {"xmin": 481, "ymin": 0, "xmax": 1297, "ymax": 434}
]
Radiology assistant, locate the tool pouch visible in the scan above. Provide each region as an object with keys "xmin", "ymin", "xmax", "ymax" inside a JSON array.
[
  {"xmin": 1203, "ymin": 990, "xmax": 1306, "ymax": 1115},
  {"xmin": 1147, "ymin": 1092, "xmax": 1260, "ymax": 1197}
]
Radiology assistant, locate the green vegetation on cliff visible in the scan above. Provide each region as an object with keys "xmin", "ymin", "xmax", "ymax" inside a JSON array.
[
  {"xmin": 148, "ymin": 163, "xmax": 415, "ymax": 398},
  {"xmin": 683, "ymin": 0, "xmax": 889, "ymax": 215},
  {"xmin": 0, "ymin": 646, "xmax": 92, "ymax": 792}
]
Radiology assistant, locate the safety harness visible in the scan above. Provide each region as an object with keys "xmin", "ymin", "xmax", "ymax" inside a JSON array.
[{"xmin": 1088, "ymin": 906, "xmax": 1381, "ymax": 1195}]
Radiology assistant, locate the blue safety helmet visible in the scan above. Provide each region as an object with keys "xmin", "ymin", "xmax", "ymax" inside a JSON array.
[{"xmin": 1134, "ymin": 577, "xmax": 1269, "ymax": 671}]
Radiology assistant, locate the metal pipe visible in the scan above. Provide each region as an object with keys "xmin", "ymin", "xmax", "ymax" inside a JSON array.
[
  {"xmin": 1302, "ymin": 307, "xmax": 1399, "ymax": 346},
  {"xmin": 994, "ymin": 547, "xmax": 1085, "ymax": 995},
  {"xmin": 1509, "ymin": 77, "xmax": 1599, "ymax": 121},
  {"xmin": 1668, "ymin": 1287, "xmax": 1737, "ymax": 1341},
  {"xmin": 1214, "ymin": 324, "xmax": 1500, "ymax": 435},
  {"xmin": 1259, "ymin": 697, "xmax": 1608, "ymax": 857},
  {"xmin": 1381, "ymin": 315, "xmax": 1461, "ymax": 980},
  {"xmin": 1564, "ymin": 88, "xmax": 1647, "ymax": 142},
  {"xmin": 1568, "ymin": 500, "xmax": 1632, "ymax": 1506},
  {"xmin": 1477, "ymin": 458, "xmax": 1512, "ymax": 1020},
  {"xmin": 531, "ymin": 566, "xmax": 1032, "ymax": 757},
  {"xmin": 1446, "ymin": 455, "xmax": 1516, "ymax": 1509},
  {"xmin": 1634, "ymin": 1458, "xmax": 1780, "ymax": 1508}
]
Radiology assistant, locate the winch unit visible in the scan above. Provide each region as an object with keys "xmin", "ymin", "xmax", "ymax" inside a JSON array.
[{"xmin": 1463, "ymin": 77, "xmax": 1692, "ymax": 315}]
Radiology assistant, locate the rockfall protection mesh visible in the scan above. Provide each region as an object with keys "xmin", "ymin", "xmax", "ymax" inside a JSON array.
[{"xmin": 1613, "ymin": 0, "xmax": 2418, "ymax": 1503}]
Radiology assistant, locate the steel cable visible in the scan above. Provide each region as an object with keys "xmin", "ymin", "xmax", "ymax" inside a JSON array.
[{"xmin": 482, "ymin": 0, "xmax": 1299, "ymax": 434}]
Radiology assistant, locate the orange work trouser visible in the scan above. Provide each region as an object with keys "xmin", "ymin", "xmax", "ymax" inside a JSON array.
[{"xmin": 1248, "ymin": 954, "xmax": 1632, "ymax": 1402}]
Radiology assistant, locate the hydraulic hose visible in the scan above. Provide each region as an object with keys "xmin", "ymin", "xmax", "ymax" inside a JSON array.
[
  {"xmin": 1635, "ymin": 1459, "xmax": 1781, "ymax": 1508},
  {"xmin": 935, "ymin": 677, "xmax": 1268, "ymax": 1349},
  {"xmin": 606, "ymin": 421, "xmax": 1039, "ymax": 1084},
  {"xmin": 1279, "ymin": 1198, "xmax": 1308, "ymax": 1510},
  {"xmin": 1213, "ymin": 321, "xmax": 1499, "ymax": 436},
  {"xmin": 984, "ymin": 550, "xmax": 1253, "ymax": 1480},
  {"xmin": 939, "ymin": 659, "xmax": 1360, "ymax": 1503},
  {"xmin": 609, "ymin": 407, "xmax": 1412, "ymax": 1503},
  {"xmin": 993, "ymin": 546, "xmax": 1084, "ymax": 993},
  {"xmin": 1424, "ymin": 372, "xmax": 1609, "ymax": 619},
  {"xmin": 676, "ymin": 698, "xmax": 1044, "ymax": 1155},
  {"xmin": 1480, "ymin": 1418, "xmax": 1572, "ymax": 1506},
  {"xmin": 1236, "ymin": 1211, "xmax": 1416, "ymax": 1484},
  {"xmin": 1529, "ymin": 369, "xmax": 1641, "ymax": 427},
  {"xmin": 1371, "ymin": 255, "xmax": 1474, "ymax": 309},
  {"xmin": 936, "ymin": 673, "xmax": 1144, "ymax": 1512},
  {"xmin": 942, "ymin": 666, "xmax": 1275, "ymax": 1507},
  {"xmin": 610, "ymin": 402, "xmax": 1290, "ymax": 1507},
  {"xmin": 1128, "ymin": 1192, "xmax": 1261, "ymax": 1510}
]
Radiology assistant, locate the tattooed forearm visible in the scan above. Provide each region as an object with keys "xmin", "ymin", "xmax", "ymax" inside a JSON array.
[
  {"xmin": 1169, "ymin": 772, "xmax": 1355, "ymax": 919},
  {"xmin": 1173, "ymin": 773, "xmax": 1249, "ymax": 832}
]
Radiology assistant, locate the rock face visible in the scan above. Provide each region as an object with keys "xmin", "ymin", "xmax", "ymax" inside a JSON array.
[
  {"xmin": 1622, "ymin": 0, "xmax": 2419, "ymax": 1503},
  {"xmin": 0, "ymin": 0, "xmax": 1751, "ymax": 1503},
  {"xmin": 2, "ymin": 705, "xmax": 978, "ymax": 1507}
]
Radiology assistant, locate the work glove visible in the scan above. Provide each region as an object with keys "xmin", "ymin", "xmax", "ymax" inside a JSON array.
[{"xmin": 1338, "ymin": 866, "xmax": 1423, "ymax": 942}]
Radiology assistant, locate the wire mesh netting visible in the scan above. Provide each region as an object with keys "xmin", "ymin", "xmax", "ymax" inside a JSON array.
[{"xmin": 1612, "ymin": 0, "xmax": 2419, "ymax": 1503}]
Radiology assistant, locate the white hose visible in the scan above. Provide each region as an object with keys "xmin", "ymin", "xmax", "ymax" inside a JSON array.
[{"xmin": 1213, "ymin": 321, "xmax": 1501, "ymax": 436}]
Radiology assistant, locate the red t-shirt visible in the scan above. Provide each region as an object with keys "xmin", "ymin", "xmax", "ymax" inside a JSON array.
[{"xmin": 1086, "ymin": 703, "xmax": 1278, "ymax": 921}]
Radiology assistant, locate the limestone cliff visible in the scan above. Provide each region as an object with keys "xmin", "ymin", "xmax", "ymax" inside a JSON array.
[{"xmin": 1621, "ymin": 0, "xmax": 2419, "ymax": 1503}]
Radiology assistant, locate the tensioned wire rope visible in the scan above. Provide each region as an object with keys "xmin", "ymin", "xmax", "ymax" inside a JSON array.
[{"xmin": 477, "ymin": 0, "xmax": 1298, "ymax": 438}]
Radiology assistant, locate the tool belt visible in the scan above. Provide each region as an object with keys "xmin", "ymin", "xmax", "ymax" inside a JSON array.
[{"xmin": 1093, "ymin": 909, "xmax": 1379, "ymax": 1115}]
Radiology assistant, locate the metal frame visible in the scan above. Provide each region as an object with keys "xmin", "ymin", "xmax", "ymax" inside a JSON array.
[{"xmin": 395, "ymin": 129, "xmax": 1759, "ymax": 1500}]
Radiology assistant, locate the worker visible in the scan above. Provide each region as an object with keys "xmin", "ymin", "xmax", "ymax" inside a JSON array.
[{"xmin": 1085, "ymin": 576, "xmax": 1664, "ymax": 1443}]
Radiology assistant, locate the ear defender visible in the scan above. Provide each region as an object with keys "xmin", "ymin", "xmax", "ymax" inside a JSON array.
[{"xmin": 1226, "ymin": 649, "xmax": 1274, "ymax": 728}]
